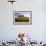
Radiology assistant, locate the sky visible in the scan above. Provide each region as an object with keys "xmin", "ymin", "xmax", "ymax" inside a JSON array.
[{"xmin": 15, "ymin": 12, "xmax": 30, "ymax": 17}]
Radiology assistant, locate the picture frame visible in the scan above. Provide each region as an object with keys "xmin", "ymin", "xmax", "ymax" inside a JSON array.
[{"xmin": 13, "ymin": 11, "xmax": 32, "ymax": 25}]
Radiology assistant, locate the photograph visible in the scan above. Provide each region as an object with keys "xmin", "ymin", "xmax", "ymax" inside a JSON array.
[{"xmin": 13, "ymin": 11, "xmax": 32, "ymax": 25}]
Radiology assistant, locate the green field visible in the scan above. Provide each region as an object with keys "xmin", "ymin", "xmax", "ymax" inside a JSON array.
[{"xmin": 15, "ymin": 17, "xmax": 29, "ymax": 22}]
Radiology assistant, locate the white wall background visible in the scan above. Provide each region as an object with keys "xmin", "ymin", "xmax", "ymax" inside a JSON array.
[{"xmin": 0, "ymin": 0, "xmax": 46, "ymax": 42}]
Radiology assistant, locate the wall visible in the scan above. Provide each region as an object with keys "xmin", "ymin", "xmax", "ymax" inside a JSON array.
[{"xmin": 0, "ymin": 0, "xmax": 46, "ymax": 41}]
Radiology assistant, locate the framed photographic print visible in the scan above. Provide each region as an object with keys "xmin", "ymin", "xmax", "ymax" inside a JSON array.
[{"xmin": 13, "ymin": 11, "xmax": 32, "ymax": 25}]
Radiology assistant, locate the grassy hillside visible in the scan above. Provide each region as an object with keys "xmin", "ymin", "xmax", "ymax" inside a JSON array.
[{"xmin": 15, "ymin": 17, "xmax": 29, "ymax": 22}]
